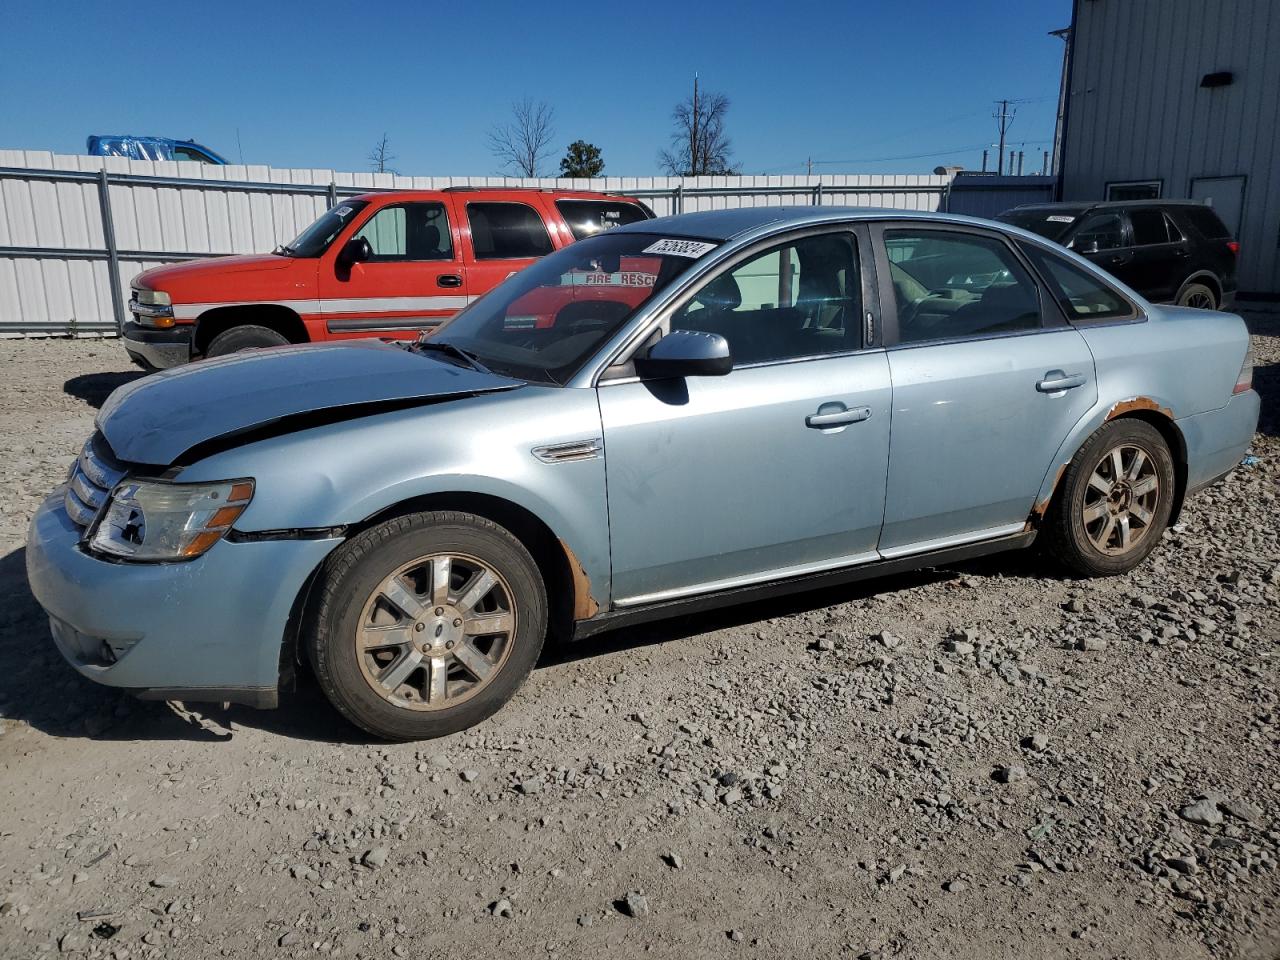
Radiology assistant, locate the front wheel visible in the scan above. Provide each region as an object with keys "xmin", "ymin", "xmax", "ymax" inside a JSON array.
[
  {"xmin": 205, "ymin": 324, "xmax": 290, "ymax": 357},
  {"xmin": 1044, "ymin": 419, "xmax": 1176, "ymax": 577},
  {"xmin": 308, "ymin": 511, "xmax": 547, "ymax": 741}
]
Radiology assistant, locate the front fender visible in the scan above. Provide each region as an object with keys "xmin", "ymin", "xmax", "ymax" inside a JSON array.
[{"xmin": 179, "ymin": 387, "xmax": 612, "ymax": 608}]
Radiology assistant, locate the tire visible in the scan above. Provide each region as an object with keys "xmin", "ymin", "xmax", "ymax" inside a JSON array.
[
  {"xmin": 1044, "ymin": 419, "xmax": 1176, "ymax": 577},
  {"xmin": 308, "ymin": 511, "xmax": 547, "ymax": 741},
  {"xmin": 205, "ymin": 324, "xmax": 290, "ymax": 357},
  {"xmin": 1176, "ymin": 281, "xmax": 1217, "ymax": 310}
]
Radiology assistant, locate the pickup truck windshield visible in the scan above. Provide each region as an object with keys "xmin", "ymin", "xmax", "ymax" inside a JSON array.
[
  {"xmin": 284, "ymin": 200, "xmax": 370, "ymax": 257},
  {"xmin": 427, "ymin": 232, "xmax": 715, "ymax": 384}
]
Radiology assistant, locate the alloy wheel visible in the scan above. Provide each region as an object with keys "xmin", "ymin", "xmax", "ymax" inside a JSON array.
[
  {"xmin": 1185, "ymin": 291, "xmax": 1215, "ymax": 309},
  {"xmin": 355, "ymin": 553, "xmax": 516, "ymax": 711},
  {"xmin": 1082, "ymin": 443, "xmax": 1161, "ymax": 555}
]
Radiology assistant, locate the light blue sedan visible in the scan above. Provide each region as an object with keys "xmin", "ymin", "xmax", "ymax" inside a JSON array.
[{"xmin": 26, "ymin": 207, "xmax": 1259, "ymax": 740}]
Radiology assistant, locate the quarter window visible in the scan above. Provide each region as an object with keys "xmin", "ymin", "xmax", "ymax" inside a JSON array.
[
  {"xmin": 670, "ymin": 232, "xmax": 861, "ymax": 365},
  {"xmin": 467, "ymin": 202, "xmax": 554, "ymax": 259},
  {"xmin": 1070, "ymin": 213, "xmax": 1126, "ymax": 252},
  {"xmin": 884, "ymin": 230, "xmax": 1041, "ymax": 344},
  {"xmin": 556, "ymin": 200, "xmax": 649, "ymax": 240},
  {"xmin": 1021, "ymin": 243, "xmax": 1132, "ymax": 322},
  {"xmin": 354, "ymin": 203, "xmax": 453, "ymax": 261}
]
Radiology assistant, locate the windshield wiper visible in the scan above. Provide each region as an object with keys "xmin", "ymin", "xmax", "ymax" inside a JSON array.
[{"xmin": 413, "ymin": 339, "xmax": 490, "ymax": 373}]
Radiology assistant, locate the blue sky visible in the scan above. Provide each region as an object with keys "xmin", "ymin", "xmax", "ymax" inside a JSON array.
[{"xmin": 1, "ymin": 0, "xmax": 1071, "ymax": 177}]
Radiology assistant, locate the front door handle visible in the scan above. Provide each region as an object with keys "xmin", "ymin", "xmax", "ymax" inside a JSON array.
[
  {"xmin": 437, "ymin": 274, "xmax": 463, "ymax": 288},
  {"xmin": 1037, "ymin": 370, "xmax": 1086, "ymax": 393},
  {"xmin": 806, "ymin": 405, "xmax": 872, "ymax": 428}
]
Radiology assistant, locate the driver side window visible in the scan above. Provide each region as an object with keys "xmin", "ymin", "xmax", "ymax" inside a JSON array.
[
  {"xmin": 1070, "ymin": 213, "xmax": 1125, "ymax": 252},
  {"xmin": 670, "ymin": 232, "xmax": 860, "ymax": 365},
  {"xmin": 885, "ymin": 230, "xmax": 1041, "ymax": 345}
]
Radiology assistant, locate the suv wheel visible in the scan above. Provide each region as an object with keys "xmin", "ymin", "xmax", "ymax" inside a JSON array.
[
  {"xmin": 1176, "ymin": 282, "xmax": 1217, "ymax": 310},
  {"xmin": 1044, "ymin": 419, "xmax": 1175, "ymax": 577},
  {"xmin": 206, "ymin": 324, "xmax": 290, "ymax": 357},
  {"xmin": 308, "ymin": 511, "xmax": 547, "ymax": 741}
]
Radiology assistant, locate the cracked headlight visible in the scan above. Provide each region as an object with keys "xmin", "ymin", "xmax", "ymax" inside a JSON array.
[{"xmin": 89, "ymin": 479, "xmax": 254, "ymax": 561}]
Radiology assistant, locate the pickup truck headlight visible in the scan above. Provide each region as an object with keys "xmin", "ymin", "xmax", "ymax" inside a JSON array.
[
  {"xmin": 89, "ymin": 479, "xmax": 254, "ymax": 561},
  {"xmin": 133, "ymin": 288, "xmax": 172, "ymax": 306}
]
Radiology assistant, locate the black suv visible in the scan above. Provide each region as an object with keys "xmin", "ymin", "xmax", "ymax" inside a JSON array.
[{"xmin": 997, "ymin": 201, "xmax": 1238, "ymax": 310}]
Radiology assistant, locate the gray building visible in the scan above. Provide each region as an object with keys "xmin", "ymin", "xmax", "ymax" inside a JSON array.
[{"xmin": 1059, "ymin": 0, "xmax": 1280, "ymax": 298}]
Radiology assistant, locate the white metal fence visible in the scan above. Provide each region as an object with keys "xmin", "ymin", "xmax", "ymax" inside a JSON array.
[{"xmin": 0, "ymin": 150, "xmax": 950, "ymax": 336}]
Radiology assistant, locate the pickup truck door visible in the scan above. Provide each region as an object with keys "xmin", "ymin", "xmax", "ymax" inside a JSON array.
[{"xmin": 316, "ymin": 197, "xmax": 467, "ymax": 339}]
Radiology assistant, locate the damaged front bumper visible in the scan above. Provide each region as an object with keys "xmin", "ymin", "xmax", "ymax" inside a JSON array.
[{"xmin": 26, "ymin": 491, "xmax": 342, "ymax": 708}]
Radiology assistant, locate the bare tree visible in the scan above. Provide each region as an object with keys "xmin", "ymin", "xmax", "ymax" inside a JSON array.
[
  {"xmin": 487, "ymin": 99, "xmax": 556, "ymax": 177},
  {"xmin": 658, "ymin": 76, "xmax": 738, "ymax": 176},
  {"xmin": 368, "ymin": 133, "xmax": 396, "ymax": 174}
]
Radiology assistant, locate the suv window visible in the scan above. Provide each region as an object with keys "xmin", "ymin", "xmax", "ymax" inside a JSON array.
[
  {"xmin": 467, "ymin": 202, "xmax": 554, "ymax": 259},
  {"xmin": 172, "ymin": 145, "xmax": 215, "ymax": 164},
  {"xmin": 885, "ymin": 230, "xmax": 1041, "ymax": 344},
  {"xmin": 1129, "ymin": 208, "xmax": 1173, "ymax": 246},
  {"xmin": 1020, "ymin": 243, "xmax": 1132, "ymax": 322},
  {"xmin": 1071, "ymin": 213, "xmax": 1126, "ymax": 252},
  {"xmin": 354, "ymin": 203, "xmax": 453, "ymax": 261},
  {"xmin": 556, "ymin": 200, "xmax": 649, "ymax": 240},
  {"xmin": 1184, "ymin": 205, "xmax": 1232, "ymax": 239},
  {"xmin": 671, "ymin": 232, "xmax": 860, "ymax": 364}
]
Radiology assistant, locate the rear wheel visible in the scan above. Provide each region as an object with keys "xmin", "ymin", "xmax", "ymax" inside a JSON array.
[
  {"xmin": 308, "ymin": 511, "xmax": 547, "ymax": 741},
  {"xmin": 206, "ymin": 324, "xmax": 290, "ymax": 357},
  {"xmin": 1044, "ymin": 419, "xmax": 1176, "ymax": 577},
  {"xmin": 1176, "ymin": 282, "xmax": 1217, "ymax": 310}
]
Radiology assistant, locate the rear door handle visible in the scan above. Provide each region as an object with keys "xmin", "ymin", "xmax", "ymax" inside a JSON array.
[
  {"xmin": 806, "ymin": 405, "xmax": 872, "ymax": 428},
  {"xmin": 437, "ymin": 274, "xmax": 463, "ymax": 288},
  {"xmin": 1037, "ymin": 370, "xmax": 1086, "ymax": 393}
]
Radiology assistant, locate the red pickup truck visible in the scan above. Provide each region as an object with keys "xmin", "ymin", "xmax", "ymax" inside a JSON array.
[{"xmin": 123, "ymin": 188, "xmax": 652, "ymax": 368}]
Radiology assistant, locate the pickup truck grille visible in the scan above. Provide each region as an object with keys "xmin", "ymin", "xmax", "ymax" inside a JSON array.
[{"xmin": 65, "ymin": 435, "xmax": 126, "ymax": 530}]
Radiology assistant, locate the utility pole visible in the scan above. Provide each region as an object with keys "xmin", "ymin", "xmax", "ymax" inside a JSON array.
[
  {"xmin": 807, "ymin": 157, "xmax": 813, "ymax": 176},
  {"xmin": 690, "ymin": 73, "xmax": 700, "ymax": 176},
  {"xmin": 993, "ymin": 99, "xmax": 1015, "ymax": 175}
]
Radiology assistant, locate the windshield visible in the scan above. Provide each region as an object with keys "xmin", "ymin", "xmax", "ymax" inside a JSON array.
[
  {"xmin": 282, "ymin": 200, "xmax": 369, "ymax": 257},
  {"xmin": 996, "ymin": 208, "xmax": 1085, "ymax": 243},
  {"xmin": 426, "ymin": 232, "xmax": 714, "ymax": 384}
]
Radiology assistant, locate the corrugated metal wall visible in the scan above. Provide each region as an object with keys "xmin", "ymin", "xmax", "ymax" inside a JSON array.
[
  {"xmin": 0, "ymin": 151, "xmax": 949, "ymax": 336},
  {"xmin": 1060, "ymin": 0, "xmax": 1280, "ymax": 295}
]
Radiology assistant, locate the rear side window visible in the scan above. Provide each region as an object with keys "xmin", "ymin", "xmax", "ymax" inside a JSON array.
[
  {"xmin": 1184, "ymin": 205, "xmax": 1232, "ymax": 239},
  {"xmin": 1129, "ymin": 209, "xmax": 1173, "ymax": 246},
  {"xmin": 556, "ymin": 200, "xmax": 649, "ymax": 240},
  {"xmin": 1021, "ymin": 243, "xmax": 1133, "ymax": 322},
  {"xmin": 885, "ymin": 230, "xmax": 1041, "ymax": 344},
  {"xmin": 467, "ymin": 202, "xmax": 554, "ymax": 259}
]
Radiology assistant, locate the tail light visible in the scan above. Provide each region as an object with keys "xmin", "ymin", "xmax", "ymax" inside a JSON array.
[
  {"xmin": 1226, "ymin": 240, "xmax": 1240, "ymax": 256},
  {"xmin": 1234, "ymin": 342, "xmax": 1254, "ymax": 394}
]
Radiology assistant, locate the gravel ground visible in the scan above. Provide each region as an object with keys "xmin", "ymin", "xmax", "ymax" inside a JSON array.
[{"xmin": 1, "ymin": 317, "xmax": 1278, "ymax": 960}]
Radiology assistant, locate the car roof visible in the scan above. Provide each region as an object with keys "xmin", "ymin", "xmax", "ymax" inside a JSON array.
[
  {"xmin": 610, "ymin": 205, "xmax": 1013, "ymax": 242},
  {"xmin": 347, "ymin": 188, "xmax": 637, "ymax": 203},
  {"xmin": 1009, "ymin": 199, "xmax": 1207, "ymax": 212}
]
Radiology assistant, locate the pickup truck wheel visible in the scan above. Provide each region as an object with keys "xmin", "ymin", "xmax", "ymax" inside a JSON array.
[
  {"xmin": 1044, "ymin": 419, "xmax": 1175, "ymax": 577},
  {"xmin": 1176, "ymin": 282, "xmax": 1217, "ymax": 310},
  {"xmin": 205, "ymin": 324, "xmax": 290, "ymax": 357},
  {"xmin": 309, "ymin": 511, "xmax": 547, "ymax": 741}
]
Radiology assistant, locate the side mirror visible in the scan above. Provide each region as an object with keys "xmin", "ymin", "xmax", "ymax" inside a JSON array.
[
  {"xmin": 1074, "ymin": 238, "xmax": 1100, "ymax": 255},
  {"xmin": 339, "ymin": 236, "xmax": 372, "ymax": 266},
  {"xmin": 634, "ymin": 330, "xmax": 732, "ymax": 380}
]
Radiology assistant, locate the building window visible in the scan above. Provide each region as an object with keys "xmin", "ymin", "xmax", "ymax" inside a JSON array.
[{"xmin": 1105, "ymin": 180, "xmax": 1162, "ymax": 201}]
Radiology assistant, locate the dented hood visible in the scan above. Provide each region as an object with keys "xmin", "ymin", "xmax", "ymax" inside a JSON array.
[{"xmin": 98, "ymin": 340, "xmax": 522, "ymax": 465}]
